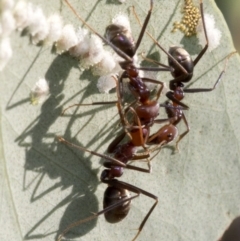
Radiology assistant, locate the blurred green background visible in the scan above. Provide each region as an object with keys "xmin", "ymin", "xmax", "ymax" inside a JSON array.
[{"xmin": 215, "ymin": 0, "xmax": 240, "ymax": 52}]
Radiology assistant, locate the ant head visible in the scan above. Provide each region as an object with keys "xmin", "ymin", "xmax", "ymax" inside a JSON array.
[
  {"xmin": 105, "ymin": 24, "xmax": 135, "ymax": 58},
  {"xmin": 168, "ymin": 46, "xmax": 194, "ymax": 78}
]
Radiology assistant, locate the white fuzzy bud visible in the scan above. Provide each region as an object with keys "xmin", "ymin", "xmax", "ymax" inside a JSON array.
[
  {"xmin": 197, "ymin": 13, "xmax": 222, "ymax": 52},
  {"xmin": 69, "ymin": 27, "xmax": 90, "ymax": 57},
  {"xmin": 112, "ymin": 13, "xmax": 131, "ymax": 33},
  {"xmin": 92, "ymin": 50, "xmax": 117, "ymax": 76},
  {"xmin": 97, "ymin": 74, "xmax": 117, "ymax": 93},
  {"xmin": 27, "ymin": 7, "xmax": 49, "ymax": 44},
  {"xmin": 1, "ymin": 10, "xmax": 16, "ymax": 37},
  {"xmin": 44, "ymin": 14, "xmax": 63, "ymax": 45},
  {"xmin": 79, "ymin": 34, "xmax": 104, "ymax": 69},
  {"xmin": 30, "ymin": 78, "xmax": 49, "ymax": 105},
  {"xmin": 14, "ymin": 1, "xmax": 34, "ymax": 31},
  {"xmin": 56, "ymin": 24, "xmax": 78, "ymax": 54},
  {"xmin": 0, "ymin": 0, "xmax": 14, "ymax": 11}
]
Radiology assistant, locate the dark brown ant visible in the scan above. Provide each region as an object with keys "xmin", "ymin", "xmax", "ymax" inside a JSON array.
[
  {"xmin": 57, "ymin": 134, "xmax": 158, "ymax": 241},
  {"xmin": 62, "ymin": 0, "xmax": 187, "ymax": 133},
  {"xmin": 58, "ymin": 71, "xmax": 167, "ymax": 241},
  {"xmin": 164, "ymin": 0, "xmax": 220, "ymax": 109},
  {"xmin": 132, "ymin": 0, "xmax": 214, "ymax": 109},
  {"xmin": 62, "ymin": 0, "xmax": 188, "ymax": 156},
  {"xmin": 146, "ymin": 50, "xmax": 237, "ymax": 150},
  {"xmin": 132, "ymin": 0, "xmax": 237, "ymax": 147},
  {"xmin": 141, "ymin": 0, "xmax": 236, "ymax": 107},
  {"xmin": 113, "ymin": 78, "xmax": 179, "ymax": 151}
]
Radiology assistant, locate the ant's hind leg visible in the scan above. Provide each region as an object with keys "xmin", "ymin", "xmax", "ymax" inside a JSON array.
[{"xmin": 61, "ymin": 101, "xmax": 118, "ymax": 115}]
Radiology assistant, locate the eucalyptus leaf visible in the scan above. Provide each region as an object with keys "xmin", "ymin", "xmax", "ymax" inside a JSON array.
[{"xmin": 1, "ymin": 0, "xmax": 240, "ymax": 241}]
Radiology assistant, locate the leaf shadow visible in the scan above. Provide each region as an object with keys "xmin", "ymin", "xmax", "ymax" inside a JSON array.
[{"xmin": 12, "ymin": 52, "xmax": 107, "ymax": 240}]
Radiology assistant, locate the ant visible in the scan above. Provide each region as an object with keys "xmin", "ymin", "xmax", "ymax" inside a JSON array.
[
  {"xmin": 132, "ymin": 0, "xmax": 237, "ymax": 148},
  {"xmin": 57, "ymin": 130, "xmax": 158, "ymax": 241},
  {"xmin": 63, "ymin": 0, "xmax": 164, "ymax": 113},
  {"xmin": 112, "ymin": 78, "xmax": 180, "ymax": 153},
  {"xmin": 57, "ymin": 76, "xmax": 177, "ymax": 240},
  {"xmin": 146, "ymin": 51, "xmax": 237, "ymax": 150},
  {"xmin": 62, "ymin": 0, "xmax": 187, "ymax": 151}
]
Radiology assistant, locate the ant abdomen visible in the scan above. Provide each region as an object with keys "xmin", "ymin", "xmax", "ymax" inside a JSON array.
[
  {"xmin": 103, "ymin": 186, "xmax": 131, "ymax": 223},
  {"xmin": 168, "ymin": 46, "xmax": 193, "ymax": 81},
  {"xmin": 135, "ymin": 101, "xmax": 160, "ymax": 125},
  {"xmin": 105, "ymin": 24, "xmax": 135, "ymax": 58},
  {"xmin": 148, "ymin": 124, "xmax": 178, "ymax": 145}
]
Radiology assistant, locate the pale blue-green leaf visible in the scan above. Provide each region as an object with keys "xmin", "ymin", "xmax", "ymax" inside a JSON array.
[{"xmin": 0, "ymin": 0, "xmax": 240, "ymax": 241}]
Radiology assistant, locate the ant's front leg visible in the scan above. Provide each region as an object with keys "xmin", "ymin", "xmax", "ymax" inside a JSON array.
[{"xmin": 184, "ymin": 51, "xmax": 238, "ymax": 94}]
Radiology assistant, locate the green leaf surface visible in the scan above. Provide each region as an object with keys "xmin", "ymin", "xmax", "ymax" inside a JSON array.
[{"xmin": 1, "ymin": 0, "xmax": 240, "ymax": 240}]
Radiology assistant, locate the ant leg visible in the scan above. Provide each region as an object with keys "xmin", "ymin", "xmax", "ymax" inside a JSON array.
[
  {"xmin": 141, "ymin": 77, "xmax": 164, "ymax": 101},
  {"xmin": 133, "ymin": 0, "xmax": 153, "ymax": 54},
  {"xmin": 57, "ymin": 186, "xmax": 139, "ymax": 241},
  {"xmin": 184, "ymin": 51, "xmax": 237, "ymax": 93},
  {"xmin": 105, "ymin": 153, "xmax": 152, "ymax": 173},
  {"xmin": 138, "ymin": 66, "xmax": 172, "ymax": 72},
  {"xmin": 113, "ymin": 77, "xmax": 150, "ymax": 151},
  {"xmin": 61, "ymin": 101, "xmax": 118, "ymax": 115},
  {"xmin": 58, "ymin": 136, "xmax": 151, "ymax": 173},
  {"xmin": 140, "ymin": 53, "xmax": 172, "ymax": 69},
  {"xmin": 118, "ymin": 71, "xmax": 128, "ymax": 104},
  {"xmin": 193, "ymin": 0, "xmax": 208, "ymax": 66},
  {"xmin": 147, "ymin": 145, "xmax": 163, "ymax": 161},
  {"xmin": 112, "ymin": 180, "xmax": 158, "ymax": 241},
  {"xmin": 107, "ymin": 131, "xmax": 126, "ymax": 153},
  {"xmin": 113, "ymin": 76, "xmax": 138, "ymax": 133},
  {"xmin": 127, "ymin": 107, "xmax": 149, "ymax": 151},
  {"xmin": 57, "ymin": 136, "xmax": 127, "ymax": 168},
  {"xmin": 154, "ymin": 118, "xmax": 174, "ymax": 124},
  {"xmin": 58, "ymin": 179, "xmax": 158, "ymax": 241},
  {"xmin": 131, "ymin": 5, "xmax": 188, "ymax": 75},
  {"xmin": 175, "ymin": 113, "xmax": 189, "ymax": 152}
]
